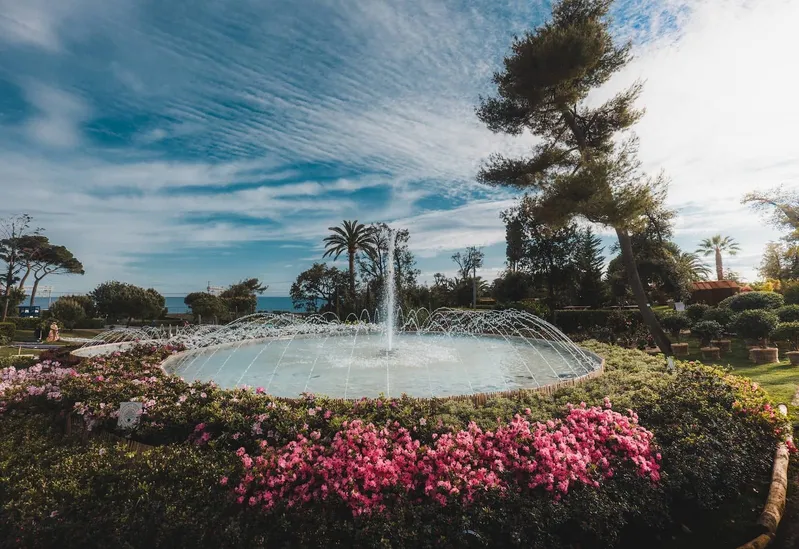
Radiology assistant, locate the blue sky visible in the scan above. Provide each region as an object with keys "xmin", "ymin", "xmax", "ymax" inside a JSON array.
[{"xmin": 0, "ymin": 0, "xmax": 796, "ymax": 296}]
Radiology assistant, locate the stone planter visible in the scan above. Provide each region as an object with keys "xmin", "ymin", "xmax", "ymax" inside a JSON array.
[
  {"xmin": 700, "ymin": 347, "xmax": 720, "ymax": 360},
  {"xmin": 749, "ymin": 347, "xmax": 779, "ymax": 364},
  {"xmin": 672, "ymin": 343, "xmax": 689, "ymax": 356},
  {"xmin": 710, "ymin": 339, "xmax": 731, "ymax": 353},
  {"xmin": 787, "ymin": 351, "xmax": 799, "ymax": 365}
]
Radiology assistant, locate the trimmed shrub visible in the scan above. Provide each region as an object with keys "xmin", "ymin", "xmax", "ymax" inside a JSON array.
[
  {"xmin": 0, "ymin": 321, "xmax": 15, "ymax": 343},
  {"xmin": 718, "ymin": 291, "xmax": 784, "ymax": 312},
  {"xmin": 701, "ymin": 307, "xmax": 735, "ymax": 329},
  {"xmin": 0, "ymin": 354, "xmax": 39, "ymax": 369},
  {"xmin": 732, "ymin": 310, "xmax": 779, "ymax": 345},
  {"xmin": 554, "ymin": 309, "xmax": 642, "ymax": 334},
  {"xmin": 776, "ymin": 305, "xmax": 799, "ymax": 323},
  {"xmin": 771, "ymin": 322, "xmax": 799, "ymax": 350},
  {"xmin": 0, "ymin": 343, "xmax": 788, "ymax": 549},
  {"xmin": 685, "ymin": 303, "xmax": 710, "ymax": 323},
  {"xmin": 8, "ymin": 317, "xmax": 42, "ymax": 331},
  {"xmin": 691, "ymin": 320, "xmax": 724, "ymax": 347},
  {"xmin": 49, "ymin": 299, "xmax": 87, "ymax": 330},
  {"xmin": 783, "ymin": 282, "xmax": 799, "ymax": 305},
  {"xmin": 659, "ymin": 312, "xmax": 691, "ymax": 339}
]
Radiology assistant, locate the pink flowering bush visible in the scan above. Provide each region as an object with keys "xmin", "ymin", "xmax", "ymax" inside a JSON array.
[
  {"xmin": 232, "ymin": 402, "xmax": 660, "ymax": 515},
  {"xmin": 0, "ymin": 341, "xmax": 789, "ymax": 548}
]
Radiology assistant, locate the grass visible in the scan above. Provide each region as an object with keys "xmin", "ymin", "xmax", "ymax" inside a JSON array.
[
  {"xmin": 672, "ymin": 336, "xmax": 799, "ymax": 408},
  {"xmin": 12, "ymin": 328, "xmax": 105, "ymax": 343},
  {"xmin": 0, "ymin": 346, "xmax": 41, "ymax": 358}
]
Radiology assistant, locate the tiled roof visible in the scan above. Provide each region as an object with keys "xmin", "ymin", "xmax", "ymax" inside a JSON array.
[{"xmin": 691, "ymin": 280, "xmax": 740, "ymax": 291}]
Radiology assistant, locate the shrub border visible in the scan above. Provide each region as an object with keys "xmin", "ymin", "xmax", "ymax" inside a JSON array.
[{"xmin": 737, "ymin": 404, "xmax": 792, "ymax": 549}]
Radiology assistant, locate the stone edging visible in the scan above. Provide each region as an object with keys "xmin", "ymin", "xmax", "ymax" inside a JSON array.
[{"xmin": 736, "ymin": 403, "xmax": 792, "ymax": 549}]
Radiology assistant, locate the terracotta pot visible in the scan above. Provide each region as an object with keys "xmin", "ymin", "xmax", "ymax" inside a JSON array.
[
  {"xmin": 787, "ymin": 351, "xmax": 799, "ymax": 365},
  {"xmin": 672, "ymin": 343, "xmax": 689, "ymax": 356},
  {"xmin": 701, "ymin": 347, "xmax": 720, "ymax": 360},
  {"xmin": 711, "ymin": 339, "xmax": 731, "ymax": 352},
  {"xmin": 749, "ymin": 347, "xmax": 779, "ymax": 364}
]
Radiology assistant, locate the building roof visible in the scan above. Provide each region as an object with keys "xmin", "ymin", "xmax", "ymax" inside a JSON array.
[{"xmin": 691, "ymin": 280, "xmax": 740, "ymax": 291}]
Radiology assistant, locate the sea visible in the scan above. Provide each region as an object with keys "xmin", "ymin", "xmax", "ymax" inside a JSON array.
[{"xmin": 28, "ymin": 296, "xmax": 297, "ymax": 315}]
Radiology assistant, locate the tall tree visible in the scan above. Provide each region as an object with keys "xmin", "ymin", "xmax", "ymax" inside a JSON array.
[
  {"xmin": 475, "ymin": 0, "xmax": 673, "ymax": 354},
  {"xmin": 574, "ymin": 227, "xmax": 606, "ymax": 307},
  {"xmin": 0, "ymin": 214, "xmax": 40, "ymax": 320},
  {"xmin": 357, "ymin": 223, "xmax": 420, "ymax": 310},
  {"xmin": 501, "ymin": 199, "xmax": 580, "ymax": 311},
  {"xmin": 758, "ymin": 241, "xmax": 799, "ymax": 281},
  {"xmin": 220, "ymin": 278, "xmax": 267, "ymax": 317},
  {"xmin": 323, "ymin": 220, "xmax": 375, "ymax": 302},
  {"xmin": 290, "ymin": 263, "xmax": 348, "ymax": 313},
  {"xmin": 90, "ymin": 281, "xmax": 164, "ymax": 324},
  {"xmin": 505, "ymin": 215, "xmax": 525, "ymax": 273},
  {"xmin": 27, "ymin": 244, "xmax": 84, "ymax": 306},
  {"xmin": 451, "ymin": 246, "xmax": 484, "ymax": 307},
  {"xmin": 696, "ymin": 235, "xmax": 740, "ymax": 281},
  {"xmin": 672, "ymin": 249, "xmax": 712, "ymax": 282}
]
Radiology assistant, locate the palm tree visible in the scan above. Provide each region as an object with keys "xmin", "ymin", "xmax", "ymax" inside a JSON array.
[
  {"xmin": 671, "ymin": 248, "xmax": 712, "ymax": 282},
  {"xmin": 696, "ymin": 235, "xmax": 741, "ymax": 281},
  {"xmin": 322, "ymin": 220, "xmax": 375, "ymax": 301}
]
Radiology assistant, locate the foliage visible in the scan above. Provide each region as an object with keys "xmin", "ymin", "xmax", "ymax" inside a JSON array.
[
  {"xmin": 58, "ymin": 295, "xmax": 97, "ymax": 319},
  {"xmin": 783, "ymin": 281, "xmax": 799, "ymax": 305},
  {"xmin": 219, "ymin": 279, "xmax": 267, "ymax": 316},
  {"xmin": 771, "ymin": 322, "xmax": 799, "ymax": 351},
  {"xmin": 357, "ymin": 223, "xmax": 420, "ymax": 311},
  {"xmin": 776, "ymin": 305, "xmax": 799, "ymax": 323},
  {"xmin": 690, "ymin": 321, "xmax": 724, "ymax": 347},
  {"xmin": 685, "ymin": 303, "xmax": 710, "ymax": 323},
  {"xmin": 90, "ymin": 282, "xmax": 165, "ymax": 323},
  {"xmin": 575, "ymin": 227, "xmax": 608, "ymax": 307},
  {"xmin": 0, "ymin": 342, "xmax": 786, "ymax": 548},
  {"xmin": 48, "ymin": 299, "xmax": 86, "ymax": 330},
  {"xmin": 0, "ymin": 214, "xmax": 38, "ymax": 321},
  {"xmin": 492, "ymin": 271, "xmax": 534, "ymax": 303},
  {"xmin": 759, "ymin": 242, "xmax": 799, "ymax": 281},
  {"xmin": 0, "ymin": 322, "xmax": 15, "ymax": 343},
  {"xmin": 696, "ymin": 235, "xmax": 740, "ymax": 281},
  {"xmin": 718, "ymin": 291, "xmax": 784, "ymax": 312},
  {"xmin": 732, "ymin": 310, "xmax": 779, "ymax": 345},
  {"xmin": 701, "ymin": 307, "xmax": 735, "ymax": 329},
  {"xmin": 290, "ymin": 263, "xmax": 348, "ymax": 313},
  {"xmin": 658, "ymin": 312, "xmax": 690, "ymax": 339},
  {"xmin": 474, "ymin": 0, "xmax": 673, "ymax": 353},
  {"xmin": 743, "ymin": 186, "xmax": 799, "ymax": 242},
  {"xmin": 184, "ymin": 292, "xmax": 229, "ymax": 323},
  {"xmin": 554, "ymin": 309, "xmax": 642, "ymax": 335},
  {"xmin": 323, "ymin": 220, "xmax": 376, "ymax": 301}
]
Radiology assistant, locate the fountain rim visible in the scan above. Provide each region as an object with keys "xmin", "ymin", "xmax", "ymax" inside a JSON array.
[{"xmin": 72, "ymin": 334, "xmax": 606, "ymax": 404}]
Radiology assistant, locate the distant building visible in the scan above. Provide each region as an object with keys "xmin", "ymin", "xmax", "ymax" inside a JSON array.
[{"xmin": 690, "ymin": 280, "xmax": 740, "ymax": 306}]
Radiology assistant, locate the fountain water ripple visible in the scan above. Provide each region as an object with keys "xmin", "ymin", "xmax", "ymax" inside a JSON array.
[{"xmin": 75, "ymin": 308, "xmax": 602, "ymax": 399}]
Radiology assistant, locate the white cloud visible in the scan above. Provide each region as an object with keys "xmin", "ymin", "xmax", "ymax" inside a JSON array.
[{"xmin": 0, "ymin": 0, "xmax": 796, "ymax": 290}]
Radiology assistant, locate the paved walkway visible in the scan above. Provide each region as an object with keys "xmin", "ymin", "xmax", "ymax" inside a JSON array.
[{"xmin": 8, "ymin": 343, "xmax": 62, "ymax": 350}]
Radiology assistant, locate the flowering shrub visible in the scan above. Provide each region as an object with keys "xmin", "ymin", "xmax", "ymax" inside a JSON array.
[
  {"xmin": 0, "ymin": 342, "xmax": 789, "ymax": 548},
  {"xmin": 232, "ymin": 402, "xmax": 660, "ymax": 515}
]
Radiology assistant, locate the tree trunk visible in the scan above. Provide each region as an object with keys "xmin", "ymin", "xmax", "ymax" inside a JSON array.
[
  {"xmin": 472, "ymin": 266, "xmax": 477, "ymax": 308},
  {"xmin": 29, "ymin": 277, "xmax": 41, "ymax": 307},
  {"xmin": 348, "ymin": 252, "xmax": 356, "ymax": 302},
  {"xmin": 17, "ymin": 267, "xmax": 31, "ymax": 290},
  {"xmin": 615, "ymin": 228, "xmax": 673, "ymax": 356},
  {"xmin": 715, "ymin": 248, "xmax": 723, "ymax": 280}
]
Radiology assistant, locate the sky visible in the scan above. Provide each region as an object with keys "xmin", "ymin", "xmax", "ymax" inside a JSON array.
[{"xmin": 0, "ymin": 0, "xmax": 796, "ymax": 297}]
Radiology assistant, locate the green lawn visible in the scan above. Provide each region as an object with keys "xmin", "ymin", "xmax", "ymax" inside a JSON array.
[
  {"xmin": 0, "ymin": 346, "xmax": 41, "ymax": 358},
  {"xmin": 12, "ymin": 328, "xmax": 104, "ymax": 343},
  {"xmin": 674, "ymin": 337, "xmax": 799, "ymax": 407}
]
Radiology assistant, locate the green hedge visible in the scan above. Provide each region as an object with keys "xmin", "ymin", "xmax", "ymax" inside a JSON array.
[
  {"xmin": 0, "ymin": 343, "xmax": 785, "ymax": 549},
  {"xmin": 0, "ymin": 322, "xmax": 15, "ymax": 343},
  {"xmin": 8, "ymin": 317, "xmax": 106, "ymax": 331},
  {"xmin": 718, "ymin": 291, "xmax": 784, "ymax": 312},
  {"xmin": 553, "ymin": 309, "xmax": 643, "ymax": 334}
]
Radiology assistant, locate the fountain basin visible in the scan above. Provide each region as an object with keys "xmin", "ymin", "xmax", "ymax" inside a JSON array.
[{"xmin": 162, "ymin": 332, "xmax": 600, "ymax": 399}]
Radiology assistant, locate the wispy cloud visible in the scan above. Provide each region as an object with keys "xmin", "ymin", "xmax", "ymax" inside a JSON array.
[{"xmin": 0, "ymin": 0, "xmax": 794, "ymax": 291}]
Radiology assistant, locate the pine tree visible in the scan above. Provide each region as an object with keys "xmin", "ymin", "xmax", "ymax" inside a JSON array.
[
  {"xmin": 574, "ymin": 227, "xmax": 605, "ymax": 307},
  {"xmin": 475, "ymin": 0, "xmax": 673, "ymax": 354}
]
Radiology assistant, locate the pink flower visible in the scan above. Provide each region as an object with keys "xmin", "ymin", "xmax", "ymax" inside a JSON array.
[
  {"xmin": 324, "ymin": 410, "xmax": 332, "ymax": 420},
  {"xmin": 220, "ymin": 476, "xmax": 228, "ymax": 486},
  {"xmin": 256, "ymin": 387, "xmax": 265, "ymax": 394},
  {"xmin": 200, "ymin": 392, "xmax": 207, "ymax": 399},
  {"xmin": 308, "ymin": 408, "xmax": 316, "ymax": 416}
]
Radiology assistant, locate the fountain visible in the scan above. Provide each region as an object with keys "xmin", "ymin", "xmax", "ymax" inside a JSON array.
[
  {"xmin": 384, "ymin": 228, "xmax": 396, "ymax": 353},
  {"xmin": 75, "ymin": 308, "xmax": 603, "ymax": 400}
]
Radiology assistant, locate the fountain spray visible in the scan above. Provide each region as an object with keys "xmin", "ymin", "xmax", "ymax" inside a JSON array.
[{"xmin": 385, "ymin": 228, "xmax": 396, "ymax": 352}]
